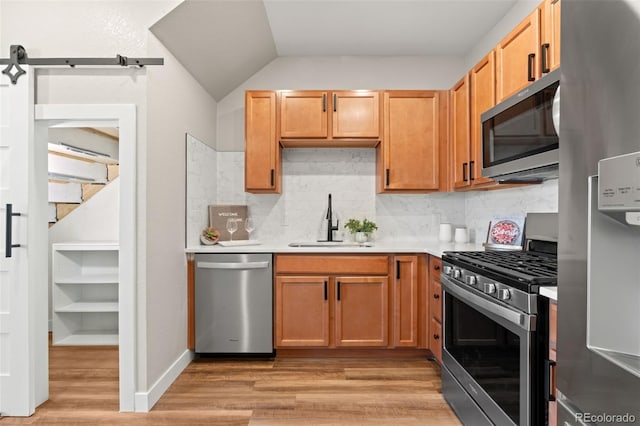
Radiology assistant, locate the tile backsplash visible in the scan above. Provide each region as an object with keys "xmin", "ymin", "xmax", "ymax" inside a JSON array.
[{"xmin": 206, "ymin": 149, "xmax": 558, "ymax": 245}]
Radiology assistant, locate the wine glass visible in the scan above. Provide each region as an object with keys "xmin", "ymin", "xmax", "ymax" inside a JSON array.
[
  {"xmin": 226, "ymin": 218, "xmax": 238, "ymax": 242},
  {"xmin": 245, "ymin": 218, "xmax": 255, "ymax": 240}
]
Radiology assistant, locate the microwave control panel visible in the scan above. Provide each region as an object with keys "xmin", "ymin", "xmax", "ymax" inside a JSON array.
[{"xmin": 598, "ymin": 151, "xmax": 640, "ymax": 212}]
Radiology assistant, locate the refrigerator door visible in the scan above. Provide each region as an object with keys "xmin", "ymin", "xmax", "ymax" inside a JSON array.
[{"xmin": 559, "ymin": 0, "xmax": 640, "ymax": 420}]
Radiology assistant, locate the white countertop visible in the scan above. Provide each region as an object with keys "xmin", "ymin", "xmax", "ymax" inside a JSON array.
[
  {"xmin": 539, "ymin": 286, "xmax": 558, "ymax": 302},
  {"xmin": 185, "ymin": 240, "xmax": 484, "ymax": 258}
]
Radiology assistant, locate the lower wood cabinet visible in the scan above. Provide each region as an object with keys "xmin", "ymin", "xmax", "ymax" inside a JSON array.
[
  {"xmin": 429, "ymin": 256, "xmax": 443, "ymax": 363},
  {"xmin": 393, "ymin": 255, "xmax": 420, "ymax": 347}
]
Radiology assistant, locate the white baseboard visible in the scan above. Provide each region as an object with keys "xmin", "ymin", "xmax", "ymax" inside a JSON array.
[{"xmin": 134, "ymin": 349, "xmax": 194, "ymax": 412}]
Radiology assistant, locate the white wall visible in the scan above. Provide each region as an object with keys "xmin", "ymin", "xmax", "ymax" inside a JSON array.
[{"xmin": 145, "ymin": 33, "xmax": 217, "ymax": 389}]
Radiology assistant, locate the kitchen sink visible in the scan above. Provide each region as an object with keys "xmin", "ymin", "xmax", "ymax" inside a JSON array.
[{"xmin": 288, "ymin": 241, "xmax": 373, "ymax": 248}]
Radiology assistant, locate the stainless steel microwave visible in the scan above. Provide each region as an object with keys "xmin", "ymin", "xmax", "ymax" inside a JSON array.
[{"xmin": 481, "ymin": 68, "xmax": 560, "ymax": 182}]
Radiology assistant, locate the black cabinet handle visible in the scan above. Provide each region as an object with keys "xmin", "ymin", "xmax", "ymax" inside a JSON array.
[
  {"xmin": 527, "ymin": 53, "xmax": 536, "ymax": 81},
  {"xmin": 434, "ymin": 265, "xmax": 440, "ymax": 271},
  {"xmin": 270, "ymin": 169, "xmax": 275, "ymax": 187},
  {"xmin": 433, "ymin": 293, "xmax": 440, "ymax": 300},
  {"xmin": 433, "ymin": 334, "xmax": 440, "ymax": 340},
  {"xmin": 337, "ymin": 281, "xmax": 341, "ymax": 301},
  {"xmin": 462, "ymin": 163, "xmax": 468, "ymax": 182},
  {"xmin": 385, "ymin": 169, "xmax": 390, "ymax": 186},
  {"xmin": 545, "ymin": 359, "xmax": 557, "ymax": 402},
  {"xmin": 5, "ymin": 203, "xmax": 21, "ymax": 258},
  {"xmin": 322, "ymin": 94, "xmax": 326, "ymax": 112},
  {"xmin": 396, "ymin": 260, "xmax": 400, "ymax": 279},
  {"xmin": 324, "ymin": 280, "xmax": 328, "ymax": 301},
  {"xmin": 469, "ymin": 160, "xmax": 475, "ymax": 181},
  {"xmin": 541, "ymin": 43, "xmax": 550, "ymax": 74},
  {"xmin": 333, "ymin": 93, "xmax": 337, "ymax": 112}
]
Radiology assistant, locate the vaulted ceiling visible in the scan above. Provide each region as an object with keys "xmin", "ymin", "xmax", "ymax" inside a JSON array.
[{"xmin": 151, "ymin": 0, "xmax": 518, "ymax": 101}]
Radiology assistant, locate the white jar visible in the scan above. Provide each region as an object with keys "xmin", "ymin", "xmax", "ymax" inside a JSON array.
[
  {"xmin": 439, "ymin": 223, "xmax": 452, "ymax": 242},
  {"xmin": 454, "ymin": 227, "xmax": 468, "ymax": 243}
]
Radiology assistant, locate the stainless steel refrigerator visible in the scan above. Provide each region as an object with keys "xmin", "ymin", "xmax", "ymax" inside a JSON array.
[{"xmin": 559, "ymin": 0, "xmax": 640, "ymax": 424}]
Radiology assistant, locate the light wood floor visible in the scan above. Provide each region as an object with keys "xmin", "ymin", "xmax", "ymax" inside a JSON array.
[{"xmin": 2, "ymin": 346, "xmax": 461, "ymax": 425}]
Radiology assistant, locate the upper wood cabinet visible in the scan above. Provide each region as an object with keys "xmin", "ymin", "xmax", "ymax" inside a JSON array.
[
  {"xmin": 541, "ymin": 0, "xmax": 561, "ymax": 74},
  {"xmin": 379, "ymin": 91, "xmax": 443, "ymax": 192},
  {"xmin": 469, "ymin": 51, "xmax": 497, "ymax": 187},
  {"xmin": 495, "ymin": 8, "xmax": 541, "ymax": 102},
  {"xmin": 279, "ymin": 90, "xmax": 380, "ymax": 146},
  {"xmin": 245, "ymin": 91, "xmax": 280, "ymax": 193},
  {"xmin": 450, "ymin": 76, "xmax": 471, "ymax": 189}
]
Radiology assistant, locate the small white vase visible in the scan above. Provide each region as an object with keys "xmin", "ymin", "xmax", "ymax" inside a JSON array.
[
  {"xmin": 200, "ymin": 235, "xmax": 217, "ymax": 245},
  {"xmin": 354, "ymin": 232, "xmax": 369, "ymax": 243}
]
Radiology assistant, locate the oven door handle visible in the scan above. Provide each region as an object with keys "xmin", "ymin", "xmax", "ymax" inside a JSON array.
[{"xmin": 441, "ymin": 276, "xmax": 533, "ymax": 331}]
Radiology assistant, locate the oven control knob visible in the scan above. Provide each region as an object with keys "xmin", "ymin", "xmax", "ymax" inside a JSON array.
[
  {"xmin": 483, "ymin": 283, "xmax": 496, "ymax": 294},
  {"xmin": 498, "ymin": 289, "xmax": 511, "ymax": 300},
  {"xmin": 453, "ymin": 269, "xmax": 462, "ymax": 279},
  {"xmin": 443, "ymin": 266, "xmax": 453, "ymax": 275},
  {"xmin": 465, "ymin": 275, "xmax": 477, "ymax": 286}
]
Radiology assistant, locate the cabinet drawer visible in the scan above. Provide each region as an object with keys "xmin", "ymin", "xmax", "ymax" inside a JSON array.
[
  {"xmin": 430, "ymin": 280, "xmax": 442, "ymax": 323},
  {"xmin": 429, "ymin": 256, "xmax": 442, "ymax": 279},
  {"xmin": 275, "ymin": 255, "xmax": 389, "ymax": 275},
  {"xmin": 430, "ymin": 317, "xmax": 442, "ymax": 363}
]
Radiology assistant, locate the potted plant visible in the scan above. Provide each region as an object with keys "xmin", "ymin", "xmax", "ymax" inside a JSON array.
[
  {"xmin": 344, "ymin": 218, "xmax": 378, "ymax": 243},
  {"xmin": 201, "ymin": 226, "xmax": 220, "ymax": 245}
]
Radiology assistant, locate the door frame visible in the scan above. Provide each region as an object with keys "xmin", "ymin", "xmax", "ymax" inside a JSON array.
[{"xmin": 35, "ymin": 104, "xmax": 137, "ymax": 411}]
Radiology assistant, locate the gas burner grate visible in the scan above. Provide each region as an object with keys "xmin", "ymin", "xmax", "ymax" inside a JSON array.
[{"xmin": 445, "ymin": 251, "xmax": 557, "ymax": 285}]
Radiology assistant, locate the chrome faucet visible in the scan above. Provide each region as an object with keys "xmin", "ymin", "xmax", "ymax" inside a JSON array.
[{"xmin": 322, "ymin": 193, "xmax": 341, "ymax": 242}]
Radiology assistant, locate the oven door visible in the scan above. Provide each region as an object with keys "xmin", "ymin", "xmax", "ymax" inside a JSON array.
[{"xmin": 441, "ymin": 275, "xmax": 536, "ymax": 426}]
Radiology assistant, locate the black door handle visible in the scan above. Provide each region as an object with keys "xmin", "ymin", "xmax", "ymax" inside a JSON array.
[
  {"xmin": 270, "ymin": 169, "xmax": 275, "ymax": 187},
  {"xmin": 333, "ymin": 93, "xmax": 337, "ymax": 112},
  {"xmin": 541, "ymin": 43, "xmax": 550, "ymax": 73},
  {"xmin": 527, "ymin": 53, "xmax": 536, "ymax": 81},
  {"xmin": 433, "ymin": 334, "xmax": 440, "ymax": 340},
  {"xmin": 434, "ymin": 265, "xmax": 440, "ymax": 271},
  {"xmin": 385, "ymin": 169, "xmax": 390, "ymax": 186},
  {"xmin": 433, "ymin": 293, "xmax": 440, "ymax": 300},
  {"xmin": 469, "ymin": 160, "xmax": 475, "ymax": 181},
  {"xmin": 5, "ymin": 203, "xmax": 21, "ymax": 258},
  {"xmin": 324, "ymin": 280, "xmax": 328, "ymax": 301},
  {"xmin": 462, "ymin": 163, "xmax": 468, "ymax": 182},
  {"xmin": 322, "ymin": 93, "xmax": 326, "ymax": 112},
  {"xmin": 337, "ymin": 281, "xmax": 341, "ymax": 301}
]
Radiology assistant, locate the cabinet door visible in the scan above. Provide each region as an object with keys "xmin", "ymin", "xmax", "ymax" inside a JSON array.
[
  {"xmin": 332, "ymin": 91, "xmax": 380, "ymax": 138},
  {"xmin": 451, "ymin": 75, "xmax": 471, "ymax": 189},
  {"xmin": 245, "ymin": 91, "xmax": 279, "ymax": 192},
  {"xmin": 541, "ymin": 0, "xmax": 561, "ymax": 74},
  {"xmin": 470, "ymin": 52, "xmax": 496, "ymax": 187},
  {"xmin": 430, "ymin": 317, "xmax": 442, "ymax": 364},
  {"xmin": 392, "ymin": 256, "xmax": 419, "ymax": 347},
  {"xmin": 382, "ymin": 91, "xmax": 439, "ymax": 191},
  {"xmin": 335, "ymin": 276, "xmax": 388, "ymax": 347},
  {"xmin": 275, "ymin": 276, "xmax": 330, "ymax": 347},
  {"xmin": 280, "ymin": 91, "xmax": 328, "ymax": 138},
  {"xmin": 496, "ymin": 9, "xmax": 541, "ymax": 102}
]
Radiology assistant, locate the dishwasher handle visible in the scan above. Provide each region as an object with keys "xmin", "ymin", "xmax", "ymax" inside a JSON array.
[{"xmin": 196, "ymin": 261, "xmax": 270, "ymax": 270}]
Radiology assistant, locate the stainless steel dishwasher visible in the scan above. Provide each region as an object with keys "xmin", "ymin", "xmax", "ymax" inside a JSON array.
[{"xmin": 194, "ymin": 253, "xmax": 273, "ymax": 354}]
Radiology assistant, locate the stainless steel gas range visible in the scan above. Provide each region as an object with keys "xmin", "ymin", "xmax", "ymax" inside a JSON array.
[{"xmin": 440, "ymin": 213, "xmax": 557, "ymax": 426}]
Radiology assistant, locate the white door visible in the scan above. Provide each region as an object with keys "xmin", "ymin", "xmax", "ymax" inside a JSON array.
[{"xmin": 0, "ymin": 66, "xmax": 48, "ymax": 416}]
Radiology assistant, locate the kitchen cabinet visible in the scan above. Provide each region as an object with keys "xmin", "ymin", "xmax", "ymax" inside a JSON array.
[
  {"xmin": 450, "ymin": 75, "xmax": 471, "ymax": 189},
  {"xmin": 279, "ymin": 90, "xmax": 380, "ymax": 147},
  {"xmin": 469, "ymin": 51, "xmax": 497, "ymax": 187},
  {"xmin": 379, "ymin": 91, "xmax": 446, "ymax": 192},
  {"xmin": 392, "ymin": 256, "xmax": 419, "ymax": 347},
  {"xmin": 52, "ymin": 242, "xmax": 119, "ymax": 346},
  {"xmin": 274, "ymin": 255, "xmax": 389, "ymax": 348},
  {"xmin": 549, "ymin": 300, "xmax": 558, "ymax": 425},
  {"xmin": 245, "ymin": 91, "xmax": 280, "ymax": 193},
  {"xmin": 540, "ymin": 0, "xmax": 561, "ymax": 74},
  {"xmin": 495, "ymin": 8, "xmax": 541, "ymax": 102},
  {"xmin": 334, "ymin": 276, "xmax": 389, "ymax": 347},
  {"xmin": 428, "ymin": 256, "xmax": 443, "ymax": 363}
]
